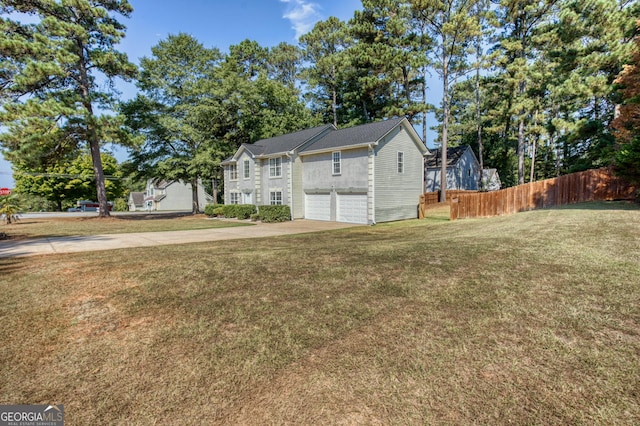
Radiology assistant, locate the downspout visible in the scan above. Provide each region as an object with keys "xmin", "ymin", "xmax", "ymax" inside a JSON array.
[
  {"xmin": 286, "ymin": 151, "xmax": 294, "ymax": 220},
  {"xmin": 369, "ymin": 142, "xmax": 376, "ymax": 225}
]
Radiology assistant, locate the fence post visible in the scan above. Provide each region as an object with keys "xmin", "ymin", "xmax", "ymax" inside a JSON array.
[{"xmin": 450, "ymin": 197, "xmax": 459, "ymax": 220}]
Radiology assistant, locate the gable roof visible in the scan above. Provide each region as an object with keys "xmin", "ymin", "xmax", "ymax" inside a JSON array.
[
  {"xmin": 300, "ymin": 117, "xmax": 407, "ymax": 153},
  {"xmin": 425, "ymin": 146, "xmax": 471, "ymax": 168},
  {"xmin": 148, "ymin": 178, "xmax": 172, "ymax": 189},
  {"xmin": 221, "ymin": 118, "xmax": 428, "ymax": 165},
  {"xmin": 249, "ymin": 124, "xmax": 335, "ymax": 157},
  {"xmin": 129, "ymin": 192, "xmax": 144, "ymax": 207},
  {"xmin": 220, "ymin": 124, "xmax": 335, "ymax": 165}
]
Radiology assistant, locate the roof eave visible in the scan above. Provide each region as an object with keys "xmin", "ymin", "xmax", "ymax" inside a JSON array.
[{"xmin": 299, "ymin": 141, "xmax": 378, "ymax": 156}]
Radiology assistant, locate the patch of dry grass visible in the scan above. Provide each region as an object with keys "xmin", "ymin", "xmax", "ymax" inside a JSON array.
[
  {"xmin": 1, "ymin": 213, "xmax": 251, "ymax": 239},
  {"xmin": 0, "ymin": 202, "xmax": 639, "ymax": 424}
]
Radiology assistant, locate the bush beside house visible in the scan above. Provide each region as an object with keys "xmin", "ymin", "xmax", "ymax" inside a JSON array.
[{"xmin": 204, "ymin": 203, "xmax": 290, "ymax": 222}]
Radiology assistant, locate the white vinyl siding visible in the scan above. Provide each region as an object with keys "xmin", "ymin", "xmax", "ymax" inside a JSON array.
[{"xmin": 374, "ymin": 125, "xmax": 424, "ymax": 222}]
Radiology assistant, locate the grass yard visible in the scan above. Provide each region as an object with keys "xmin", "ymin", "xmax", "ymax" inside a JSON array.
[
  {"xmin": 1, "ymin": 212, "xmax": 252, "ymax": 239},
  {"xmin": 1, "ymin": 202, "xmax": 639, "ymax": 424}
]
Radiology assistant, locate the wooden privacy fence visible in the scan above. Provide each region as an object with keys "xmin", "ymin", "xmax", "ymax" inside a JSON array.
[
  {"xmin": 418, "ymin": 190, "xmax": 477, "ymax": 218},
  {"xmin": 445, "ymin": 168, "xmax": 636, "ymax": 220},
  {"xmin": 418, "ymin": 168, "xmax": 636, "ymax": 221}
]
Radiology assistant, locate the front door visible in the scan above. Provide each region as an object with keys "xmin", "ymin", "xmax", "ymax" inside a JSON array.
[{"xmin": 242, "ymin": 192, "xmax": 253, "ymax": 205}]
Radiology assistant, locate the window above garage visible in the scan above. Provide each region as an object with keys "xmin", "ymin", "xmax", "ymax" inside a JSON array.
[{"xmin": 332, "ymin": 151, "xmax": 341, "ymax": 175}]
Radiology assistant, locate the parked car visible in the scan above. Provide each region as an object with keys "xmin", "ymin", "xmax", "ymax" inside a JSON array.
[{"xmin": 67, "ymin": 207, "xmax": 82, "ymax": 212}]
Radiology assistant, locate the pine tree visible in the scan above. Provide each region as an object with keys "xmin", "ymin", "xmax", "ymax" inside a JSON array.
[
  {"xmin": 612, "ymin": 19, "xmax": 640, "ymax": 186},
  {"xmin": 300, "ymin": 17, "xmax": 353, "ymax": 127},
  {"xmin": 410, "ymin": 0, "xmax": 483, "ymax": 201},
  {"xmin": 349, "ymin": 0, "xmax": 429, "ymax": 126},
  {"xmin": 0, "ymin": 0, "xmax": 137, "ymax": 217}
]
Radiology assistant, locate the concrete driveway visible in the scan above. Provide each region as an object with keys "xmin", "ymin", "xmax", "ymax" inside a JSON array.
[{"xmin": 0, "ymin": 220, "xmax": 358, "ymax": 258}]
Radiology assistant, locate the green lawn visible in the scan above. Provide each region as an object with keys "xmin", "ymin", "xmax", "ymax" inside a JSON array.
[
  {"xmin": 1, "ymin": 202, "xmax": 639, "ymax": 424},
  {"xmin": 1, "ymin": 212, "xmax": 252, "ymax": 239}
]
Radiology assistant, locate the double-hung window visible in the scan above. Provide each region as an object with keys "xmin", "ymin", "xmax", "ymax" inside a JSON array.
[
  {"xmin": 270, "ymin": 191, "xmax": 283, "ymax": 205},
  {"xmin": 332, "ymin": 151, "xmax": 341, "ymax": 175},
  {"xmin": 243, "ymin": 160, "xmax": 250, "ymax": 179},
  {"xmin": 397, "ymin": 152, "xmax": 404, "ymax": 174},
  {"xmin": 269, "ymin": 157, "xmax": 282, "ymax": 177},
  {"xmin": 230, "ymin": 192, "xmax": 240, "ymax": 204},
  {"xmin": 229, "ymin": 164, "xmax": 238, "ymax": 180}
]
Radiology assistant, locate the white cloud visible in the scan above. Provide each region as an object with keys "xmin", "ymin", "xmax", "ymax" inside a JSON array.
[{"xmin": 279, "ymin": 0, "xmax": 322, "ymax": 39}]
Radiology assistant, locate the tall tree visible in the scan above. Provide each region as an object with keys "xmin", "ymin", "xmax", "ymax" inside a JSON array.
[
  {"xmin": 493, "ymin": 0, "xmax": 557, "ymax": 184},
  {"xmin": 268, "ymin": 42, "xmax": 303, "ymax": 89},
  {"xmin": 0, "ymin": 0, "xmax": 137, "ymax": 217},
  {"xmin": 123, "ymin": 33, "xmax": 223, "ymax": 213},
  {"xmin": 411, "ymin": 0, "xmax": 483, "ymax": 201},
  {"xmin": 300, "ymin": 17, "xmax": 353, "ymax": 127},
  {"xmin": 349, "ymin": 0, "xmax": 429, "ymax": 125},
  {"xmin": 612, "ymin": 18, "xmax": 640, "ymax": 186}
]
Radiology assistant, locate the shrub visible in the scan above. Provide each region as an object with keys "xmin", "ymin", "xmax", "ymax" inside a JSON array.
[
  {"xmin": 233, "ymin": 204, "xmax": 257, "ymax": 219},
  {"xmin": 250, "ymin": 213, "xmax": 260, "ymax": 222},
  {"xmin": 222, "ymin": 204, "xmax": 238, "ymax": 218},
  {"xmin": 113, "ymin": 198, "xmax": 128, "ymax": 212},
  {"xmin": 257, "ymin": 205, "xmax": 291, "ymax": 223},
  {"xmin": 204, "ymin": 204, "xmax": 224, "ymax": 217},
  {"xmin": 211, "ymin": 204, "xmax": 257, "ymax": 219}
]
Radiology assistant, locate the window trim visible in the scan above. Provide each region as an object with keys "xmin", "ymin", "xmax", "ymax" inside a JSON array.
[
  {"xmin": 229, "ymin": 164, "xmax": 238, "ymax": 181},
  {"xmin": 269, "ymin": 157, "xmax": 282, "ymax": 178},
  {"xmin": 397, "ymin": 151, "xmax": 404, "ymax": 174},
  {"xmin": 332, "ymin": 151, "xmax": 341, "ymax": 175},
  {"xmin": 269, "ymin": 191, "xmax": 283, "ymax": 205},
  {"xmin": 243, "ymin": 160, "xmax": 250, "ymax": 179}
]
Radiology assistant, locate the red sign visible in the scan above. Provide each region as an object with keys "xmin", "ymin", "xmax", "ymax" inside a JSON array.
[{"xmin": 0, "ymin": 188, "xmax": 11, "ymax": 196}]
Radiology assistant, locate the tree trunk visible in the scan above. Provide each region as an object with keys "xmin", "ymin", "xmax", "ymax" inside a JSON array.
[
  {"xmin": 77, "ymin": 38, "xmax": 109, "ymax": 217},
  {"xmin": 475, "ymin": 42, "xmax": 483, "ymax": 190},
  {"xmin": 331, "ymin": 64, "xmax": 338, "ymax": 127},
  {"xmin": 440, "ymin": 50, "xmax": 449, "ymax": 203},
  {"xmin": 530, "ymin": 137, "xmax": 537, "ymax": 183},
  {"xmin": 191, "ymin": 178, "xmax": 200, "ymax": 214},
  {"xmin": 517, "ymin": 114, "xmax": 525, "ymax": 185}
]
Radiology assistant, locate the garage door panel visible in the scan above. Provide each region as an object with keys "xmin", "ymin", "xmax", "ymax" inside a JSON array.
[
  {"xmin": 305, "ymin": 194, "xmax": 330, "ymax": 221},
  {"xmin": 337, "ymin": 194, "xmax": 368, "ymax": 224}
]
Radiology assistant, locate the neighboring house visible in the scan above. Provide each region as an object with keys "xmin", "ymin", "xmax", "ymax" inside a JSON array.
[
  {"xmin": 481, "ymin": 168, "xmax": 501, "ymax": 191},
  {"xmin": 132, "ymin": 179, "xmax": 211, "ymax": 211},
  {"xmin": 424, "ymin": 146, "xmax": 481, "ymax": 192},
  {"xmin": 221, "ymin": 117, "xmax": 429, "ymax": 224},
  {"xmin": 128, "ymin": 192, "xmax": 145, "ymax": 211}
]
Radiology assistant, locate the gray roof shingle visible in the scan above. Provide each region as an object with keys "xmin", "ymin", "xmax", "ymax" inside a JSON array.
[
  {"xmin": 425, "ymin": 146, "xmax": 469, "ymax": 168},
  {"xmin": 249, "ymin": 124, "xmax": 335, "ymax": 156},
  {"xmin": 300, "ymin": 117, "xmax": 406, "ymax": 153}
]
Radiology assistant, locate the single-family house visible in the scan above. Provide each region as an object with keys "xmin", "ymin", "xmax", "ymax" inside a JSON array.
[
  {"xmin": 221, "ymin": 117, "xmax": 429, "ymax": 224},
  {"xmin": 424, "ymin": 146, "xmax": 481, "ymax": 192},
  {"xmin": 481, "ymin": 168, "xmax": 501, "ymax": 191},
  {"xmin": 131, "ymin": 179, "xmax": 211, "ymax": 212},
  {"xmin": 127, "ymin": 191, "xmax": 145, "ymax": 211}
]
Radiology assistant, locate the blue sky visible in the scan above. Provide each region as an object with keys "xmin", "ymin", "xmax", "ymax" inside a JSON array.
[{"xmin": 0, "ymin": 0, "xmax": 363, "ymax": 188}]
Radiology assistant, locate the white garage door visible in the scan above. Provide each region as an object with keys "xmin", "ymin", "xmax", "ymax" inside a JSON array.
[
  {"xmin": 305, "ymin": 193, "xmax": 331, "ymax": 221},
  {"xmin": 337, "ymin": 194, "xmax": 368, "ymax": 224}
]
